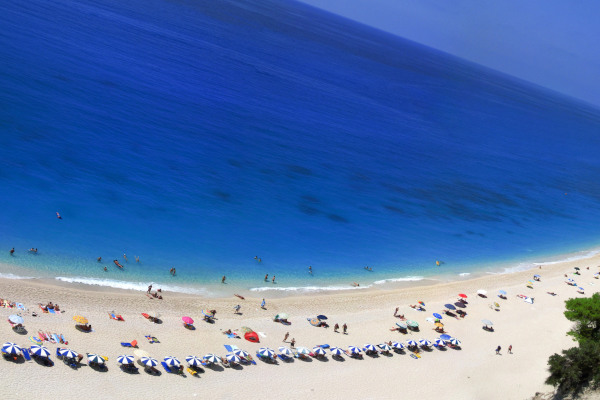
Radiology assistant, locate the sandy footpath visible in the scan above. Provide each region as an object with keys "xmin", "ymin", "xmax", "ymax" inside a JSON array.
[{"xmin": 0, "ymin": 253, "xmax": 597, "ymax": 400}]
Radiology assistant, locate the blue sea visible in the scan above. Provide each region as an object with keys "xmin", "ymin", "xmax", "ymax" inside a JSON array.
[{"xmin": 1, "ymin": 0, "xmax": 600, "ymax": 296}]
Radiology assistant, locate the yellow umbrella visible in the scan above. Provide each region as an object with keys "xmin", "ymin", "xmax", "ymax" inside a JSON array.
[
  {"xmin": 73, "ymin": 315, "xmax": 88, "ymax": 324},
  {"xmin": 494, "ymin": 302, "xmax": 500, "ymax": 308},
  {"xmin": 435, "ymin": 322, "xmax": 444, "ymax": 328}
]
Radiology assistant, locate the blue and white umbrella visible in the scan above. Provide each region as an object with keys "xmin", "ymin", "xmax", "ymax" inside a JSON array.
[
  {"xmin": 364, "ymin": 344, "xmax": 376, "ymax": 352},
  {"xmin": 391, "ymin": 342, "xmax": 404, "ymax": 350},
  {"xmin": 419, "ymin": 339, "xmax": 432, "ymax": 347},
  {"xmin": 433, "ymin": 313, "xmax": 443, "ymax": 320},
  {"xmin": 567, "ymin": 278, "xmax": 575, "ymax": 283},
  {"xmin": 378, "ymin": 343, "xmax": 392, "ymax": 352},
  {"xmin": 2, "ymin": 342, "xmax": 22, "ymax": 355},
  {"xmin": 226, "ymin": 353, "xmax": 241, "ymax": 363},
  {"xmin": 449, "ymin": 338, "xmax": 462, "ymax": 346},
  {"xmin": 312, "ymin": 346, "xmax": 326, "ymax": 356},
  {"xmin": 117, "ymin": 355, "xmax": 134, "ymax": 365},
  {"xmin": 204, "ymin": 354, "xmax": 219, "ymax": 364},
  {"xmin": 258, "ymin": 348, "xmax": 275, "ymax": 358},
  {"xmin": 140, "ymin": 357, "xmax": 158, "ymax": 367},
  {"xmin": 233, "ymin": 349, "xmax": 249, "ymax": 358},
  {"xmin": 498, "ymin": 290, "xmax": 507, "ymax": 295},
  {"xmin": 60, "ymin": 349, "xmax": 78, "ymax": 359},
  {"xmin": 406, "ymin": 340, "xmax": 418, "ymax": 347},
  {"xmin": 278, "ymin": 347, "xmax": 294, "ymax": 357},
  {"xmin": 440, "ymin": 334, "xmax": 452, "ymax": 341},
  {"xmin": 8, "ymin": 315, "xmax": 24, "ymax": 324},
  {"xmin": 87, "ymin": 354, "xmax": 105, "ymax": 364},
  {"xmin": 578, "ymin": 287, "xmax": 585, "ymax": 291},
  {"xmin": 164, "ymin": 356, "xmax": 181, "ymax": 367},
  {"xmin": 329, "ymin": 347, "xmax": 344, "ymax": 356},
  {"xmin": 434, "ymin": 339, "xmax": 446, "ymax": 347},
  {"xmin": 186, "ymin": 356, "xmax": 203, "ymax": 367},
  {"xmin": 296, "ymin": 347, "xmax": 310, "ymax": 355},
  {"xmin": 30, "ymin": 345, "xmax": 50, "ymax": 358},
  {"xmin": 348, "ymin": 346, "xmax": 361, "ymax": 354}
]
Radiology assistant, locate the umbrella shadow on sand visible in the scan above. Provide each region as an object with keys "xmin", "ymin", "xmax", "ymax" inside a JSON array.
[{"xmin": 206, "ymin": 363, "xmax": 225, "ymax": 372}]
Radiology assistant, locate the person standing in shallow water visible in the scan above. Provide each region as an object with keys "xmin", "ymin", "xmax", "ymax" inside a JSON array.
[
  {"xmin": 222, "ymin": 276, "xmax": 226, "ymax": 284},
  {"xmin": 10, "ymin": 248, "xmax": 14, "ymax": 256}
]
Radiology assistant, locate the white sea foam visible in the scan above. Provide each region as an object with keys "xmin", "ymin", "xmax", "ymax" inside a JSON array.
[
  {"xmin": 459, "ymin": 273, "xmax": 470, "ymax": 277},
  {"xmin": 0, "ymin": 273, "xmax": 33, "ymax": 280},
  {"xmin": 372, "ymin": 276, "xmax": 424, "ymax": 285},
  {"xmin": 490, "ymin": 249, "xmax": 600, "ymax": 274},
  {"xmin": 249, "ymin": 285, "xmax": 371, "ymax": 293},
  {"xmin": 54, "ymin": 276, "xmax": 208, "ymax": 295}
]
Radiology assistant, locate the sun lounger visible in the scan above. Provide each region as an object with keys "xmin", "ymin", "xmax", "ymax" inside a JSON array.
[
  {"xmin": 23, "ymin": 348, "xmax": 32, "ymax": 361},
  {"xmin": 145, "ymin": 335, "xmax": 159, "ymax": 344},
  {"xmin": 187, "ymin": 367, "xmax": 197, "ymax": 376},
  {"xmin": 161, "ymin": 362, "xmax": 173, "ymax": 373},
  {"xmin": 121, "ymin": 340, "xmax": 138, "ymax": 348}
]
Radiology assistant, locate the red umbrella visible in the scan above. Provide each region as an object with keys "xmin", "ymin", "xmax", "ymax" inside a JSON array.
[
  {"xmin": 458, "ymin": 294, "xmax": 467, "ymax": 298},
  {"xmin": 244, "ymin": 331, "xmax": 259, "ymax": 343}
]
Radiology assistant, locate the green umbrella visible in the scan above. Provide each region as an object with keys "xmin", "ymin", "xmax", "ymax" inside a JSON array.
[
  {"xmin": 275, "ymin": 313, "xmax": 289, "ymax": 320},
  {"xmin": 407, "ymin": 320, "xmax": 419, "ymax": 327}
]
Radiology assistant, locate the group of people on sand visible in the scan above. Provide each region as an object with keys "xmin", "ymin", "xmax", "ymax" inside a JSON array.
[
  {"xmin": 146, "ymin": 284, "xmax": 163, "ymax": 300},
  {"xmin": 40, "ymin": 302, "xmax": 60, "ymax": 312}
]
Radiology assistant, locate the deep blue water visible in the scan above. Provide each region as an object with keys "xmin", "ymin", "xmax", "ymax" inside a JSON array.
[{"xmin": 1, "ymin": 0, "xmax": 600, "ymax": 295}]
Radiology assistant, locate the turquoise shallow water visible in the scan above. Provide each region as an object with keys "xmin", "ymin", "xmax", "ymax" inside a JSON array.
[{"xmin": 1, "ymin": 0, "xmax": 600, "ymax": 296}]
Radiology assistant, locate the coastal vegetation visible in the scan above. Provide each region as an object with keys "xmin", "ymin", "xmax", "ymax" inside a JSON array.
[{"xmin": 546, "ymin": 293, "xmax": 600, "ymax": 395}]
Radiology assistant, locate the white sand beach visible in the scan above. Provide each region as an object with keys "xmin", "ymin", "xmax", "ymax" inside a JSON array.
[{"xmin": 0, "ymin": 253, "xmax": 597, "ymax": 400}]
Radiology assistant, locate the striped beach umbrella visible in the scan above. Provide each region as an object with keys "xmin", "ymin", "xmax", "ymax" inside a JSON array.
[
  {"xmin": 30, "ymin": 345, "xmax": 50, "ymax": 358},
  {"xmin": 391, "ymin": 342, "xmax": 404, "ymax": 350},
  {"xmin": 348, "ymin": 346, "xmax": 361, "ymax": 354},
  {"xmin": 296, "ymin": 347, "xmax": 310, "ymax": 355},
  {"xmin": 440, "ymin": 334, "xmax": 452, "ymax": 341},
  {"xmin": 186, "ymin": 356, "xmax": 203, "ymax": 367},
  {"xmin": 329, "ymin": 347, "xmax": 344, "ymax": 356},
  {"xmin": 87, "ymin": 354, "xmax": 105, "ymax": 364},
  {"xmin": 434, "ymin": 339, "xmax": 446, "ymax": 347},
  {"xmin": 2, "ymin": 342, "xmax": 22, "ymax": 355},
  {"xmin": 406, "ymin": 340, "xmax": 418, "ymax": 347},
  {"xmin": 225, "ymin": 353, "xmax": 241, "ymax": 363},
  {"xmin": 233, "ymin": 349, "xmax": 249, "ymax": 358},
  {"xmin": 419, "ymin": 339, "xmax": 432, "ymax": 347},
  {"xmin": 278, "ymin": 347, "xmax": 294, "ymax": 357},
  {"xmin": 61, "ymin": 349, "xmax": 78, "ymax": 359},
  {"xmin": 363, "ymin": 344, "xmax": 376, "ymax": 352},
  {"xmin": 140, "ymin": 357, "xmax": 158, "ymax": 367},
  {"xmin": 312, "ymin": 346, "xmax": 326, "ymax": 356},
  {"xmin": 449, "ymin": 338, "xmax": 462, "ymax": 346},
  {"xmin": 204, "ymin": 354, "xmax": 219, "ymax": 364},
  {"xmin": 258, "ymin": 347, "xmax": 275, "ymax": 358},
  {"xmin": 164, "ymin": 356, "xmax": 180, "ymax": 367},
  {"xmin": 117, "ymin": 355, "xmax": 134, "ymax": 365},
  {"xmin": 378, "ymin": 343, "xmax": 392, "ymax": 352}
]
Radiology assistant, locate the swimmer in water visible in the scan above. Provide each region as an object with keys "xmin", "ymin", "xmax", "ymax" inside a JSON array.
[
  {"xmin": 123, "ymin": 253, "xmax": 128, "ymax": 262},
  {"xmin": 264, "ymin": 274, "xmax": 268, "ymax": 282},
  {"xmin": 135, "ymin": 256, "xmax": 140, "ymax": 263},
  {"xmin": 56, "ymin": 212, "xmax": 62, "ymax": 219},
  {"xmin": 308, "ymin": 266, "xmax": 312, "ymax": 274},
  {"xmin": 114, "ymin": 260, "xmax": 123, "ymax": 268},
  {"xmin": 258, "ymin": 258, "xmax": 262, "ymax": 262},
  {"xmin": 272, "ymin": 275, "xmax": 275, "ymax": 283},
  {"xmin": 103, "ymin": 266, "xmax": 107, "ymax": 272},
  {"xmin": 222, "ymin": 276, "xmax": 226, "ymax": 284},
  {"xmin": 97, "ymin": 256, "xmax": 102, "ymax": 262},
  {"xmin": 10, "ymin": 248, "xmax": 14, "ymax": 256}
]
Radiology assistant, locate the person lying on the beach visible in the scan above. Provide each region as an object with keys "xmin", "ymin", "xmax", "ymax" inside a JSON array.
[
  {"xmin": 223, "ymin": 329, "xmax": 232, "ymax": 335},
  {"xmin": 389, "ymin": 327, "xmax": 400, "ymax": 332},
  {"xmin": 547, "ymin": 292, "xmax": 557, "ymax": 296}
]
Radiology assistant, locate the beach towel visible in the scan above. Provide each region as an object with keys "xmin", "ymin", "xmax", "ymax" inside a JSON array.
[
  {"xmin": 224, "ymin": 345, "xmax": 233, "ymax": 352},
  {"xmin": 48, "ymin": 308, "xmax": 56, "ymax": 314},
  {"xmin": 109, "ymin": 313, "xmax": 124, "ymax": 321},
  {"xmin": 51, "ymin": 333, "xmax": 61, "ymax": 343},
  {"xmin": 23, "ymin": 349, "xmax": 32, "ymax": 361},
  {"xmin": 161, "ymin": 362, "xmax": 172, "ymax": 373},
  {"xmin": 39, "ymin": 305, "xmax": 49, "ymax": 313},
  {"xmin": 29, "ymin": 336, "xmax": 42, "ymax": 345},
  {"xmin": 16, "ymin": 303, "xmax": 25, "ymax": 310},
  {"xmin": 60, "ymin": 334, "xmax": 68, "ymax": 345}
]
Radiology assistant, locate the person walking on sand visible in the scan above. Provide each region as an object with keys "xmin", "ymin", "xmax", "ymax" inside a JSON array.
[
  {"xmin": 283, "ymin": 332, "xmax": 289, "ymax": 342},
  {"xmin": 222, "ymin": 276, "xmax": 226, "ymax": 284},
  {"xmin": 394, "ymin": 307, "xmax": 399, "ymax": 317},
  {"xmin": 234, "ymin": 304, "xmax": 241, "ymax": 314},
  {"xmin": 147, "ymin": 284, "xmax": 152, "ymax": 294},
  {"xmin": 334, "ymin": 323, "xmax": 339, "ymax": 333},
  {"xmin": 261, "ymin": 299, "xmax": 266, "ymax": 309},
  {"xmin": 495, "ymin": 345, "xmax": 501, "ymax": 355},
  {"xmin": 290, "ymin": 338, "xmax": 296, "ymax": 347},
  {"xmin": 508, "ymin": 345, "xmax": 512, "ymax": 354},
  {"xmin": 343, "ymin": 323, "xmax": 347, "ymax": 334}
]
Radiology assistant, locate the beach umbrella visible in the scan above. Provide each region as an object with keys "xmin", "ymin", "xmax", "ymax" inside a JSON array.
[
  {"xmin": 347, "ymin": 346, "xmax": 361, "ymax": 354},
  {"xmin": 418, "ymin": 301, "xmax": 425, "ymax": 306},
  {"xmin": 477, "ymin": 289, "xmax": 487, "ymax": 295},
  {"xmin": 8, "ymin": 315, "xmax": 24, "ymax": 324},
  {"xmin": 117, "ymin": 355, "xmax": 134, "ymax": 365},
  {"xmin": 312, "ymin": 346, "xmax": 326, "ymax": 356},
  {"xmin": 406, "ymin": 340, "xmax": 418, "ymax": 347},
  {"xmin": 425, "ymin": 317, "xmax": 436, "ymax": 324},
  {"xmin": 233, "ymin": 349, "xmax": 249, "ymax": 358},
  {"xmin": 275, "ymin": 313, "xmax": 289, "ymax": 320},
  {"xmin": 454, "ymin": 302, "xmax": 466, "ymax": 308},
  {"xmin": 308, "ymin": 318, "xmax": 320, "ymax": 327},
  {"xmin": 363, "ymin": 344, "xmax": 376, "ymax": 352},
  {"xmin": 407, "ymin": 320, "xmax": 419, "ymax": 328},
  {"xmin": 239, "ymin": 326, "xmax": 253, "ymax": 333},
  {"xmin": 440, "ymin": 334, "xmax": 452, "ymax": 340},
  {"xmin": 2, "ymin": 342, "xmax": 21, "ymax": 355},
  {"xmin": 481, "ymin": 319, "xmax": 493, "ymax": 326},
  {"xmin": 317, "ymin": 315, "xmax": 328, "ymax": 320},
  {"xmin": 258, "ymin": 347, "xmax": 275, "ymax": 358},
  {"xmin": 379, "ymin": 343, "xmax": 392, "ymax": 352},
  {"xmin": 391, "ymin": 342, "xmax": 404, "ymax": 350},
  {"xmin": 60, "ymin": 349, "xmax": 78, "ymax": 359},
  {"xmin": 148, "ymin": 311, "xmax": 160, "ymax": 319},
  {"xmin": 444, "ymin": 304, "xmax": 456, "ymax": 310},
  {"xmin": 450, "ymin": 338, "xmax": 462, "ymax": 346},
  {"xmin": 433, "ymin": 313, "xmax": 443, "ymax": 319},
  {"xmin": 72, "ymin": 315, "xmax": 88, "ymax": 324},
  {"xmin": 419, "ymin": 339, "xmax": 432, "ymax": 347},
  {"xmin": 330, "ymin": 347, "xmax": 344, "ymax": 356},
  {"xmin": 498, "ymin": 290, "xmax": 507, "ymax": 295},
  {"xmin": 140, "ymin": 357, "xmax": 158, "ymax": 367},
  {"xmin": 534, "ymin": 274, "xmax": 541, "ymax": 278},
  {"xmin": 226, "ymin": 353, "xmax": 241, "ymax": 363},
  {"xmin": 458, "ymin": 294, "xmax": 467, "ymax": 299},
  {"xmin": 524, "ymin": 297, "xmax": 534, "ymax": 304},
  {"xmin": 204, "ymin": 354, "xmax": 220, "ymax": 364},
  {"xmin": 578, "ymin": 287, "xmax": 585, "ymax": 291},
  {"xmin": 396, "ymin": 321, "xmax": 408, "ymax": 329},
  {"xmin": 567, "ymin": 278, "xmax": 575, "ymax": 282},
  {"xmin": 296, "ymin": 347, "xmax": 310, "ymax": 355},
  {"xmin": 435, "ymin": 322, "xmax": 444, "ymax": 328},
  {"xmin": 278, "ymin": 347, "xmax": 294, "ymax": 357},
  {"xmin": 134, "ymin": 349, "xmax": 150, "ymax": 359},
  {"xmin": 88, "ymin": 354, "xmax": 105, "ymax": 364},
  {"xmin": 186, "ymin": 356, "xmax": 203, "ymax": 367},
  {"xmin": 30, "ymin": 345, "xmax": 50, "ymax": 358},
  {"xmin": 434, "ymin": 339, "xmax": 446, "ymax": 347},
  {"xmin": 494, "ymin": 302, "xmax": 500, "ymax": 308},
  {"xmin": 574, "ymin": 267, "xmax": 580, "ymax": 270},
  {"xmin": 182, "ymin": 316, "xmax": 194, "ymax": 325},
  {"xmin": 201, "ymin": 309, "xmax": 214, "ymax": 318},
  {"xmin": 244, "ymin": 331, "xmax": 259, "ymax": 343}
]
